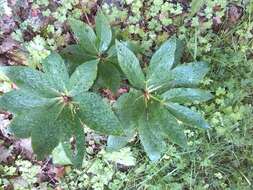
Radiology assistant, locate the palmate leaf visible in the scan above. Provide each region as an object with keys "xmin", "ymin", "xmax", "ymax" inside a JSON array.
[
  {"xmin": 112, "ymin": 36, "xmax": 212, "ymax": 161},
  {"xmin": 108, "ymin": 93, "xmax": 187, "ymax": 161},
  {"xmin": 66, "ymin": 14, "xmax": 124, "ymax": 92},
  {"xmin": 67, "ymin": 14, "xmax": 144, "ymax": 93},
  {"xmin": 0, "ymin": 53, "xmax": 122, "ymax": 167}
]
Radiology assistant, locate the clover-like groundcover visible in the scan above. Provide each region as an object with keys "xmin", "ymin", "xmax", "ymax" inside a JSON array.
[
  {"xmin": 107, "ymin": 37, "xmax": 213, "ymax": 161},
  {"xmin": 0, "ymin": 53, "xmax": 123, "ymax": 167}
]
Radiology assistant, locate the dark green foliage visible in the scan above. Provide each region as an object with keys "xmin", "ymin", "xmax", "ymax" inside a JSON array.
[
  {"xmin": 0, "ymin": 53, "xmax": 122, "ymax": 167},
  {"xmin": 107, "ymin": 37, "xmax": 213, "ymax": 161},
  {"xmin": 62, "ymin": 10, "xmax": 120, "ymax": 92}
]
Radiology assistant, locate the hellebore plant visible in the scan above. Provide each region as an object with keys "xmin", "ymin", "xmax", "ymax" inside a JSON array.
[
  {"xmin": 0, "ymin": 15, "xmax": 213, "ymax": 164},
  {"xmin": 107, "ymin": 37, "xmax": 213, "ymax": 161},
  {"xmin": 62, "ymin": 10, "xmax": 134, "ymax": 93},
  {"xmin": 0, "ymin": 53, "xmax": 123, "ymax": 167}
]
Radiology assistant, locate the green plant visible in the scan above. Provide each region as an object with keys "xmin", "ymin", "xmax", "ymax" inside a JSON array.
[
  {"xmin": 59, "ymin": 147, "xmax": 134, "ymax": 190},
  {"xmin": 62, "ymin": 10, "xmax": 120, "ymax": 92},
  {"xmin": 0, "ymin": 53, "xmax": 122, "ymax": 167},
  {"xmin": 0, "ymin": 158, "xmax": 44, "ymax": 189},
  {"xmin": 108, "ymin": 37, "xmax": 213, "ymax": 161},
  {"xmin": 63, "ymin": 10, "xmax": 143, "ymax": 92}
]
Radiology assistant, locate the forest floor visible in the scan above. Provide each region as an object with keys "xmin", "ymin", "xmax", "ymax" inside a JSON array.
[{"xmin": 0, "ymin": 0, "xmax": 253, "ymax": 190}]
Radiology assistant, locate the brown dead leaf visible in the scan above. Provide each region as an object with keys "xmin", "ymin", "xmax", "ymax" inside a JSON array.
[
  {"xmin": 53, "ymin": 166, "xmax": 66, "ymax": 179},
  {"xmin": 0, "ymin": 38, "xmax": 19, "ymax": 54},
  {"xmin": 0, "ymin": 15, "xmax": 16, "ymax": 34},
  {"xmin": 6, "ymin": 50, "xmax": 28, "ymax": 65},
  {"xmin": 0, "ymin": 145, "xmax": 12, "ymax": 162},
  {"xmin": 13, "ymin": 138, "xmax": 34, "ymax": 160},
  {"xmin": 228, "ymin": 4, "xmax": 243, "ymax": 24},
  {"xmin": 212, "ymin": 16, "xmax": 222, "ymax": 32},
  {"xmin": 116, "ymin": 87, "xmax": 129, "ymax": 97},
  {"xmin": 0, "ymin": 113, "xmax": 11, "ymax": 138}
]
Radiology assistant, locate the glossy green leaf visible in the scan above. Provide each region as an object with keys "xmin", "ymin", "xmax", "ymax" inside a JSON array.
[
  {"xmin": 53, "ymin": 107, "xmax": 85, "ymax": 167},
  {"xmin": 29, "ymin": 104, "xmax": 84, "ymax": 162},
  {"xmin": 69, "ymin": 18, "xmax": 98, "ymax": 54},
  {"xmin": 139, "ymin": 113, "xmax": 166, "ymax": 162},
  {"xmin": 74, "ymin": 92, "xmax": 123, "ymax": 135},
  {"xmin": 0, "ymin": 66, "xmax": 59, "ymax": 97},
  {"xmin": 148, "ymin": 102, "xmax": 187, "ymax": 148},
  {"xmin": 32, "ymin": 120, "xmax": 61, "ymax": 160},
  {"xmin": 114, "ymin": 89, "xmax": 145, "ymax": 129},
  {"xmin": 1, "ymin": 53, "xmax": 123, "ymax": 166},
  {"xmin": 0, "ymin": 89, "xmax": 52, "ymax": 114},
  {"xmin": 165, "ymin": 102, "xmax": 209, "ymax": 129},
  {"xmin": 111, "ymin": 38, "xmax": 212, "ymax": 162},
  {"xmin": 107, "ymin": 42, "xmax": 144, "ymax": 65},
  {"xmin": 29, "ymin": 103, "xmax": 63, "ymax": 160},
  {"xmin": 42, "ymin": 53, "xmax": 69, "ymax": 92},
  {"xmin": 95, "ymin": 10, "xmax": 112, "ymax": 52},
  {"xmin": 169, "ymin": 61, "xmax": 210, "ymax": 87},
  {"xmin": 147, "ymin": 37, "xmax": 178, "ymax": 91},
  {"xmin": 9, "ymin": 108, "xmax": 44, "ymax": 138},
  {"xmin": 109, "ymin": 90, "xmax": 145, "ymax": 151},
  {"xmin": 162, "ymin": 88, "xmax": 213, "ymax": 104},
  {"xmin": 96, "ymin": 62, "xmax": 121, "ymax": 93},
  {"xmin": 147, "ymin": 37, "xmax": 177, "ymax": 77},
  {"xmin": 116, "ymin": 40, "xmax": 146, "ymax": 89},
  {"xmin": 68, "ymin": 60, "xmax": 99, "ymax": 96}
]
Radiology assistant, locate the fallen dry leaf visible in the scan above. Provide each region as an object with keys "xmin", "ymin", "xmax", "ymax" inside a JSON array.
[
  {"xmin": 0, "ymin": 38, "xmax": 19, "ymax": 54},
  {"xmin": 228, "ymin": 4, "xmax": 243, "ymax": 24}
]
